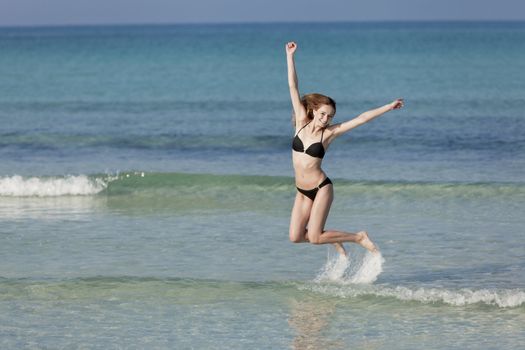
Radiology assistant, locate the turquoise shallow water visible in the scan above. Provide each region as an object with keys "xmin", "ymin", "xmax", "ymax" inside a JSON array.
[
  {"xmin": 1, "ymin": 22, "xmax": 525, "ymax": 349},
  {"xmin": 1, "ymin": 172, "xmax": 524, "ymax": 348}
]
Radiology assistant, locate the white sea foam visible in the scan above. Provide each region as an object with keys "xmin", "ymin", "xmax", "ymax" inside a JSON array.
[
  {"xmin": 0, "ymin": 175, "xmax": 108, "ymax": 197},
  {"xmin": 373, "ymin": 286, "xmax": 525, "ymax": 308},
  {"xmin": 303, "ymin": 283, "xmax": 525, "ymax": 308}
]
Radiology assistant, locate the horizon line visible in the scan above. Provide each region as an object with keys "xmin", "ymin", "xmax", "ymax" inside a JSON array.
[{"xmin": 1, "ymin": 18, "xmax": 525, "ymax": 29}]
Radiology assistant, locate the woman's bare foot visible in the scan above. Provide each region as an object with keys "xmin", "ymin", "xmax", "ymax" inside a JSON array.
[
  {"xmin": 333, "ymin": 243, "xmax": 348, "ymax": 257},
  {"xmin": 357, "ymin": 231, "xmax": 378, "ymax": 253}
]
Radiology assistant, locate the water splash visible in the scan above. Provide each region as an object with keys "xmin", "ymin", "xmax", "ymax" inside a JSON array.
[
  {"xmin": 315, "ymin": 247, "xmax": 385, "ymax": 284},
  {"xmin": 347, "ymin": 251, "xmax": 385, "ymax": 284}
]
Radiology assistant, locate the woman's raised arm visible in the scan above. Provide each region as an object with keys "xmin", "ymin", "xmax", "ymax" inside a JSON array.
[
  {"xmin": 286, "ymin": 42, "xmax": 306, "ymax": 124},
  {"xmin": 329, "ymin": 99, "xmax": 404, "ymax": 139}
]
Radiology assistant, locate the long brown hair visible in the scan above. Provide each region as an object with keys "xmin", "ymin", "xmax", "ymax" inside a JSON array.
[{"xmin": 292, "ymin": 93, "xmax": 336, "ymax": 126}]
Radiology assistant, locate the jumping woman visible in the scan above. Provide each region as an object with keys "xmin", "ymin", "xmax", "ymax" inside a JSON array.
[{"xmin": 286, "ymin": 41, "xmax": 403, "ymax": 257}]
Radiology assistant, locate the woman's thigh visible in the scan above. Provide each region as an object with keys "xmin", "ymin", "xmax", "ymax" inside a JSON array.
[
  {"xmin": 306, "ymin": 185, "xmax": 334, "ymax": 243},
  {"xmin": 289, "ymin": 192, "xmax": 313, "ymax": 242}
]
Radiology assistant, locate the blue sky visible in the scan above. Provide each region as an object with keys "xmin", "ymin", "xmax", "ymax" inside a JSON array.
[{"xmin": 1, "ymin": 0, "xmax": 524, "ymax": 26}]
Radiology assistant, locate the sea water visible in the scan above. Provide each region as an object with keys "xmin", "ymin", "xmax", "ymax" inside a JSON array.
[{"xmin": 1, "ymin": 22, "xmax": 524, "ymax": 349}]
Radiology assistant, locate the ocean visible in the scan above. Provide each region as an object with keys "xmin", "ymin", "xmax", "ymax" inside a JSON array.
[{"xmin": 1, "ymin": 21, "xmax": 524, "ymax": 349}]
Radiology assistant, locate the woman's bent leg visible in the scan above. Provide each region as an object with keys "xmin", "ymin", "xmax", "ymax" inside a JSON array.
[{"xmin": 307, "ymin": 185, "xmax": 378, "ymax": 252}]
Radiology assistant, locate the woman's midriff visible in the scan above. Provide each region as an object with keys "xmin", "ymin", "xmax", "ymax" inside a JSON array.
[{"xmin": 292, "ymin": 154, "xmax": 327, "ymax": 189}]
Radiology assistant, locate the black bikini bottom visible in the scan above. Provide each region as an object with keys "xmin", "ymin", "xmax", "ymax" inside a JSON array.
[{"xmin": 296, "ymin": 177, "xmax": 332, "ymax": 201}]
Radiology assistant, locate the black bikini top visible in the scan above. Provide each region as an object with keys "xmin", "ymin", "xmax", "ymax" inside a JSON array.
[{"xmin": 292, "ymin": 122, "xmax": 325, "ymax": 159}]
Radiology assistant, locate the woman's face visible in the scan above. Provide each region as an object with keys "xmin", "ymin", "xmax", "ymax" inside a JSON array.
[{"xmin": 313, "ymin": 104, "xmax": 335, "ymax": 128}]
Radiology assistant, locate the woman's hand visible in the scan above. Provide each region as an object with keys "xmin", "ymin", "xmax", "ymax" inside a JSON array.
[
  {"xmin": 389, "ymin": 98, "xmax": 404, "ymax": 110},
  {"xmin": 286, "ymin": 41, "xmax": 297, "ymax": 56}
]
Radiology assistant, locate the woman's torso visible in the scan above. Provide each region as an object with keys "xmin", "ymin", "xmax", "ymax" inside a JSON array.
[{"xmin": 292, "ymin": 122, "xmax": 330, "ymax": 189}]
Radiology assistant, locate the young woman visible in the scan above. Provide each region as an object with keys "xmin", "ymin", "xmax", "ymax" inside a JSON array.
[{"xmin": 286, "ymin": 41, "xmax": 403, "ymax": 256}]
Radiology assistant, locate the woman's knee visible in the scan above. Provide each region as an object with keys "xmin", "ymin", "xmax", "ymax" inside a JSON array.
[
  {"xmin": 289, "ymin": 229, "xmax": 304, "ymax": 243},
  {"xmin": 289, "ymin": 236, "xmax": 302, "ymax": 243},
  {"xmin": 308, "ymin": 230, "xmax": 322, "ymax": 244}
]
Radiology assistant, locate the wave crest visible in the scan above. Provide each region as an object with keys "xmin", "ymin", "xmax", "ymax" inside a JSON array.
[
  {"xmin": 378, "ymin": 286, "xmax": 525, "ymax": 308},
  {"xmin": 304, "ymin": 283, "xmax": 525, "ymax": 308},
  {"xmin": 0, "ymin": 175, "xmax": 108, "ymax": 197}
]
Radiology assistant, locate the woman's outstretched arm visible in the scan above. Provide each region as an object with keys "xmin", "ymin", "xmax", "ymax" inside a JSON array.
[
  {"xmin": 329, "ymin": 99, "xmax": 404, "ymax": 139},
  {"xmin": 286, "ymin": 42, "xmax": 306, "ymax": 124}
]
